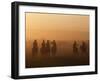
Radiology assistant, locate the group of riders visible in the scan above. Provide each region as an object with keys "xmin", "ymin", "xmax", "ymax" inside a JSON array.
[
  {"xmin": 32, "ymin": 40, "xmax": 87, "ymax": 56},
  {"xmin": 73, "ymin": 41, "xmax": 87, "ymax": 54},
  {"xmin": 32, "ymin": 40, "xmax": 57, "ymax": 56}
]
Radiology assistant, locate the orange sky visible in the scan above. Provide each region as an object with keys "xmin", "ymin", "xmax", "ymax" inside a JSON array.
[{"xmin": 25, "ymin": 12, "xmax": 89, "ymax": 41}]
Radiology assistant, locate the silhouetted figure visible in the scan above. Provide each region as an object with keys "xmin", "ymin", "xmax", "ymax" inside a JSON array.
[
  {"xmin": 73, "ymin": 41, "xmax": 78, "ymax": 54},
  {"xmin": 40, "ymin": 40, "xmax": 46, "ymax": 55},
  {"xmin": 80, "ymin": 41, "xmax": 87, "ymax": 53},
  {"xmin": 32, "ymin": 40, "xmax": 38, "ymax": 55},
  {"xmin": 46, "ymin": 40, "xmax": 51, "ymax": 55},
  {"xmin": 51, "ymin": 40, "xmax": 57, "ymax": 56}
]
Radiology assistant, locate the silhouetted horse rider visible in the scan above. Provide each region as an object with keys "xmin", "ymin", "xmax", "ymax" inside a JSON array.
[
  {"xmin": 73, "ymin": 41, "xmax": 78, "ymax": 54},
  {"xmin": 80, "ymin": 41, "xmax": 87, "ymax": 53},
  {"xmin": 46, "ymin": 40, "xmax": 51, "ymax": 55},
  {"xmin": 40, "ymin": 40, "xmax": 46, "ymax": 55},
  {"xmin": 32, "ymin": 40, "xmax": 38, "ymax": 55},
  {"xmin": 51, "ymin": 40, "xmax": 57, "ymax": 56}
]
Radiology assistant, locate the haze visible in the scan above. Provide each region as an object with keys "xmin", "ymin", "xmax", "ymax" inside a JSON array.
[{"xmin": 25, "ymin": 12, "xmax": 89, "ymax": 41}]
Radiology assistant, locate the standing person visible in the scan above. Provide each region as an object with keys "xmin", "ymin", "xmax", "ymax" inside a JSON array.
[
  {"xmin": 32, "ymin": 40, "xmax": 38, "ymax": 55},
  {"xmin": 40, "ymin": 40, "xmax": 46, "ymax": 55},
  {"xmin": 51, "ymin": 40, "xmax": 57, "ymax": 56},
  {"xmin": 46, "ymin": 40, "xmax": 51, "ymax": 56},
  {"xmin": 73, "ymin": 41, "xmax": 78, "ymax": 54}
]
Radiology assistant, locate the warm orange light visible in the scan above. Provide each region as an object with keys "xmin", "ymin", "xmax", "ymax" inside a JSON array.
[{"xmin": 26, "ymin": 13, "xmax": 89, "ymax": 41}]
